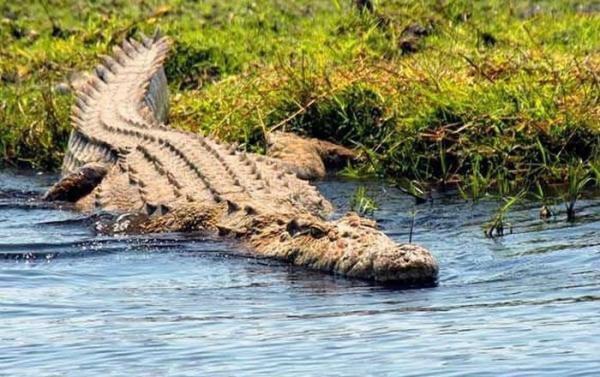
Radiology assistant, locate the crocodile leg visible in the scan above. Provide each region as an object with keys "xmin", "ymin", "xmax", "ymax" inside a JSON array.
[
  {"xmin": 43, "ymin": 162, "xmax": 109, "ymax": 202},
  {"xmin": 266, "ymin": 131, "xmax": 359, "ymax": 180}
]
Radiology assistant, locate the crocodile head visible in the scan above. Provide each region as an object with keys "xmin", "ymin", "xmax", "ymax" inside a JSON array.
[
  {"xmin": 250, "ymin": 211, "xmax": 439, "ymax": 286},
  {"xmin": 100, "ymin": 200, "xmax": 438, "ymax": 286}
]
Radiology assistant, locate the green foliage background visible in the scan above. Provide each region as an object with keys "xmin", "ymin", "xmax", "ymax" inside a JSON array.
[{"xmin": 1, "ymin": 0, "xmax": 598, "ymax": 198}]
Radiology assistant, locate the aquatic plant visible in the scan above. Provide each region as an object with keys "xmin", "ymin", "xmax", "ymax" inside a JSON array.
[
  {"xmin": 408, "ymin": 207, "xmax": 418, "ymax": 244},
  {"xmin": 396, "ymin": 177, "xmax": 428, "ymax": 204},
  {"xmin": 562, "ymin": 160, "xmax": 593, "ymax": 221},
  {"xmin": 484, "ymin": 192, "xmax": 524, "ymax": 238},
  {"xmin": 350, "ymin": 185, "xmax": 378, "ymax": 216}
]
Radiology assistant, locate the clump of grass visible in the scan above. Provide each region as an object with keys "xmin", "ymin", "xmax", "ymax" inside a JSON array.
[
  {"xmin": 274, "ymin": 83, "xmax": 392, "ymax": 147},
  {"xmin": 562, "ymin": 160, "xmax": 594, "ymax": 221},
  {"xmin": 591, "ymin": 158, "xmax": 600, "ymax": 186},
  {"xmin": 484, "ymin": 192, "xmax": 524, "ymax": 238},
  {"xmin": 0, "ymin": 81, "xmax": 71, "ymax": 169},
  {"xmin": 165, "ymin": 42, "xmax": 238, "ymax": 90},
  {"xmin": 458, "ymin": 156, "xmax": 491, "ymax": 202},
  {"xmin": 350, "ymin": 185, "xmax": 378, "ymax": 216}
]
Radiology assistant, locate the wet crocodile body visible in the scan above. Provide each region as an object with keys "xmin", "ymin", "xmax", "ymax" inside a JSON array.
[{"xmin": 44, "ymin": 34, "xmax": 439, "ymax": 286}]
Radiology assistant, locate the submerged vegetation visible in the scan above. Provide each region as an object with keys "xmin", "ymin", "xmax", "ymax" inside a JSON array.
[{"xmin": 1, "ymin": 0, "xmax": 599, "ymax": 209}]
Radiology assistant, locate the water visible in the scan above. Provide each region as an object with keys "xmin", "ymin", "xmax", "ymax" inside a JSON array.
[{"xmin": 1, "ymin": 170, "xmax": 599, "ymax": 376}]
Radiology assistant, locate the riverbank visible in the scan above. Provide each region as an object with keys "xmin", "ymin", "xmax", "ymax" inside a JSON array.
[{"xmin": 1, "ymin": 0, "xmax": 598, "ymax": 201}]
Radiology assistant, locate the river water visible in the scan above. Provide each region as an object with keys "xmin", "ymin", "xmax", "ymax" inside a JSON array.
[{"xmin": 1, "ymin": 170, "xmax": 599, "ymax": 376}]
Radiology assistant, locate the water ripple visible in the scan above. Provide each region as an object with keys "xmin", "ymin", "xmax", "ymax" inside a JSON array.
[{"xmin": 1, "ymin": 172, "xmax": 599, "ymax": 376}]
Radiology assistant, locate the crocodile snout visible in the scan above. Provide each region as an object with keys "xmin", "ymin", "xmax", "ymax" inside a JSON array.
[{"xmin": 371, "ymin": 244, "xmax": 439, "ymax": 286}]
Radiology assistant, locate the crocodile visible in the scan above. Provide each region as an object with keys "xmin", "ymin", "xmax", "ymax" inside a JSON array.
[{"xmin": 44, "ymin": 33, "xmax": 439, "ymax": 286}]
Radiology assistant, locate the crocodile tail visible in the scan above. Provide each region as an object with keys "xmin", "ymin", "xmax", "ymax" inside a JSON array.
[
  {"xmin": 62, "ymin": 31, "xmax": 171, "ymax": 176},
  {"xmin": 110, "ymin": 29, "xmax": 171, "ymax": 127},
  {"xmin": 140, "ymin": 29, "xmax": 170, "ymax": 125}
]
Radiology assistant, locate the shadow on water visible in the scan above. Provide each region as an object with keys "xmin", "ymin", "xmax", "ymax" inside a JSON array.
[{"xmin": 1, "ymin": 170, "xmax": 600, "ymax": 376}]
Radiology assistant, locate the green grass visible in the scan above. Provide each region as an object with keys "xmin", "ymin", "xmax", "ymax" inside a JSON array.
[
  {"xmin": 350, "ymin": 185, "xmax": 378, "ymax": 215},
  {"xmin": 1, "ymin": 0, "xmax": 599, "ymax": 203}
]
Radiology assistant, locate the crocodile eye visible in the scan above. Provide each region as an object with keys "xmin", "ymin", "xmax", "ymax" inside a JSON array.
[
  {"xmin": 309, "ymin": 227, "xmax": 327, "ymax": 238},
  {"xmin": 286, "ymin": 219, "xmax": 302, "ymax": 236},
  {"xmin": 286, "ymin": 219, "xmax": 327, "ymax": 238}
]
